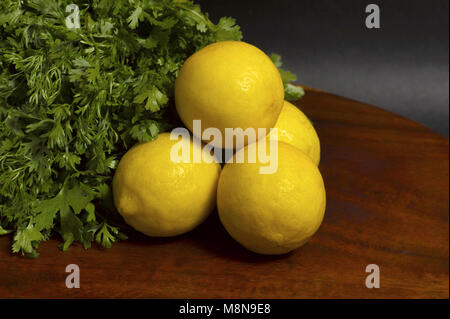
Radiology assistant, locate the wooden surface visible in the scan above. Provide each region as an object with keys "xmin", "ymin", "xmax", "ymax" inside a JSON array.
[{"xmin": 0, "ymin": 88, "xmax": 448, "ymax": 299}]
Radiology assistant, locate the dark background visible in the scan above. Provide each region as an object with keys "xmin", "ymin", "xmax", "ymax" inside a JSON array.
[{"xmin": 197, "ymin": 0, "xmax": 449, "ymax": 137}]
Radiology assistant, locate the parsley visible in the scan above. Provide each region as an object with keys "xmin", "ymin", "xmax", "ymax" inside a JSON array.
[
  {"xmin": 271, "ymin": 53, "xmax": 305, "ymax": 101},
  {"xmin": 0, "ymin": 0, "xmax": 303, "ymax": 257}
]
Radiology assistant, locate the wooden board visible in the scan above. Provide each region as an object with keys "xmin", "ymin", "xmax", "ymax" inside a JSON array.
[{"xmin": 0, "ymin": 88, "xmax": 448, "ymax": 299}]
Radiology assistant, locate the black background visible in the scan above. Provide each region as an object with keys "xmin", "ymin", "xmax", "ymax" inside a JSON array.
[{"xmin": 197, "ymin": 0, "xmax": 449, "ymax": 137}]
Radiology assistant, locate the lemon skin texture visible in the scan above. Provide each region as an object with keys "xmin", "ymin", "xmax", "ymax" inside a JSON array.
[
  {"xmin": 113, "ymin": 133, "xmax": 221, "ymax": 237},
  {"xmin": 217, "ymin": 142, "xmax": 326, "ymax": 255},
  {"xmin": 175, "ymin": 41, "xmax": 285, "ymax": 148},
  {"xmin": 272, "ymin": 101, "xmax": 321, "ymax": 165}
]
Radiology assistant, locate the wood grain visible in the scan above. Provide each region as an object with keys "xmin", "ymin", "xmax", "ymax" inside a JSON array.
[{"xmin": 0, "ymin": 88, "xmax": 448, "ymax": 299}]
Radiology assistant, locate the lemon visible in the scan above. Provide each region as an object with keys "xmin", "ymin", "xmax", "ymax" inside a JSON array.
[
  {"xmin": 175, "ymin": 41, "xmax": 284, "ymax": 148},
  {"xmin": 272, "ymin": 101, "xmax": 321, "ymax": 165},
  {"xmin": 112, "ymin": 133, "xmax": 221, "ymax": 237},
  {"xmin": 217, "ymin": 141, "xmax": 326, "ymax": 254}
]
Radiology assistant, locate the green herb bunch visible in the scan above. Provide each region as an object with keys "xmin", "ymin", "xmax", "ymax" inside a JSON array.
[{"xmin": 0, "ymin": 0, "xmax": 303, "ymax": 257}]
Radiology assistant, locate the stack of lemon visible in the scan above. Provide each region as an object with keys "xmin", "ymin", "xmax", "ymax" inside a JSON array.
[{"xmin": 113, "ymin": 41, "xmax": 326, "ymax": 255}]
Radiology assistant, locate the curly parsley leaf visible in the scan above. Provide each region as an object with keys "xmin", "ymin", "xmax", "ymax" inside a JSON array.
[
  {"xmin": 0, "ymin": 226, "xmax": 12, "ymax": 236},
  {"xmin": 12, "ymin": 223, "xmax": 44, "ymax": 256},
  {"xmin": 95, "ymin": 222, "xmax": 121, "ymax": 249},
  {"xmin": 271, "ymin": 53, "xmax": 305, "ymax": 101}
]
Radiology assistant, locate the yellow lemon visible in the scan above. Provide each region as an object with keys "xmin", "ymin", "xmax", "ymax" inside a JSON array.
[
  {"xmin": 112, "ymin": 133, "xmax": 221, "ymax": 237},
  {"xmin": 175, "ymin": 41, "xmax": 284, "ymax": 148},
  {"xmin": 217, "ymin": 141, "xmax": 326, "ymax": 255},
  {"xmin": 272, "ymin": 101, "xmax": 321, "ymax": 165}
]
